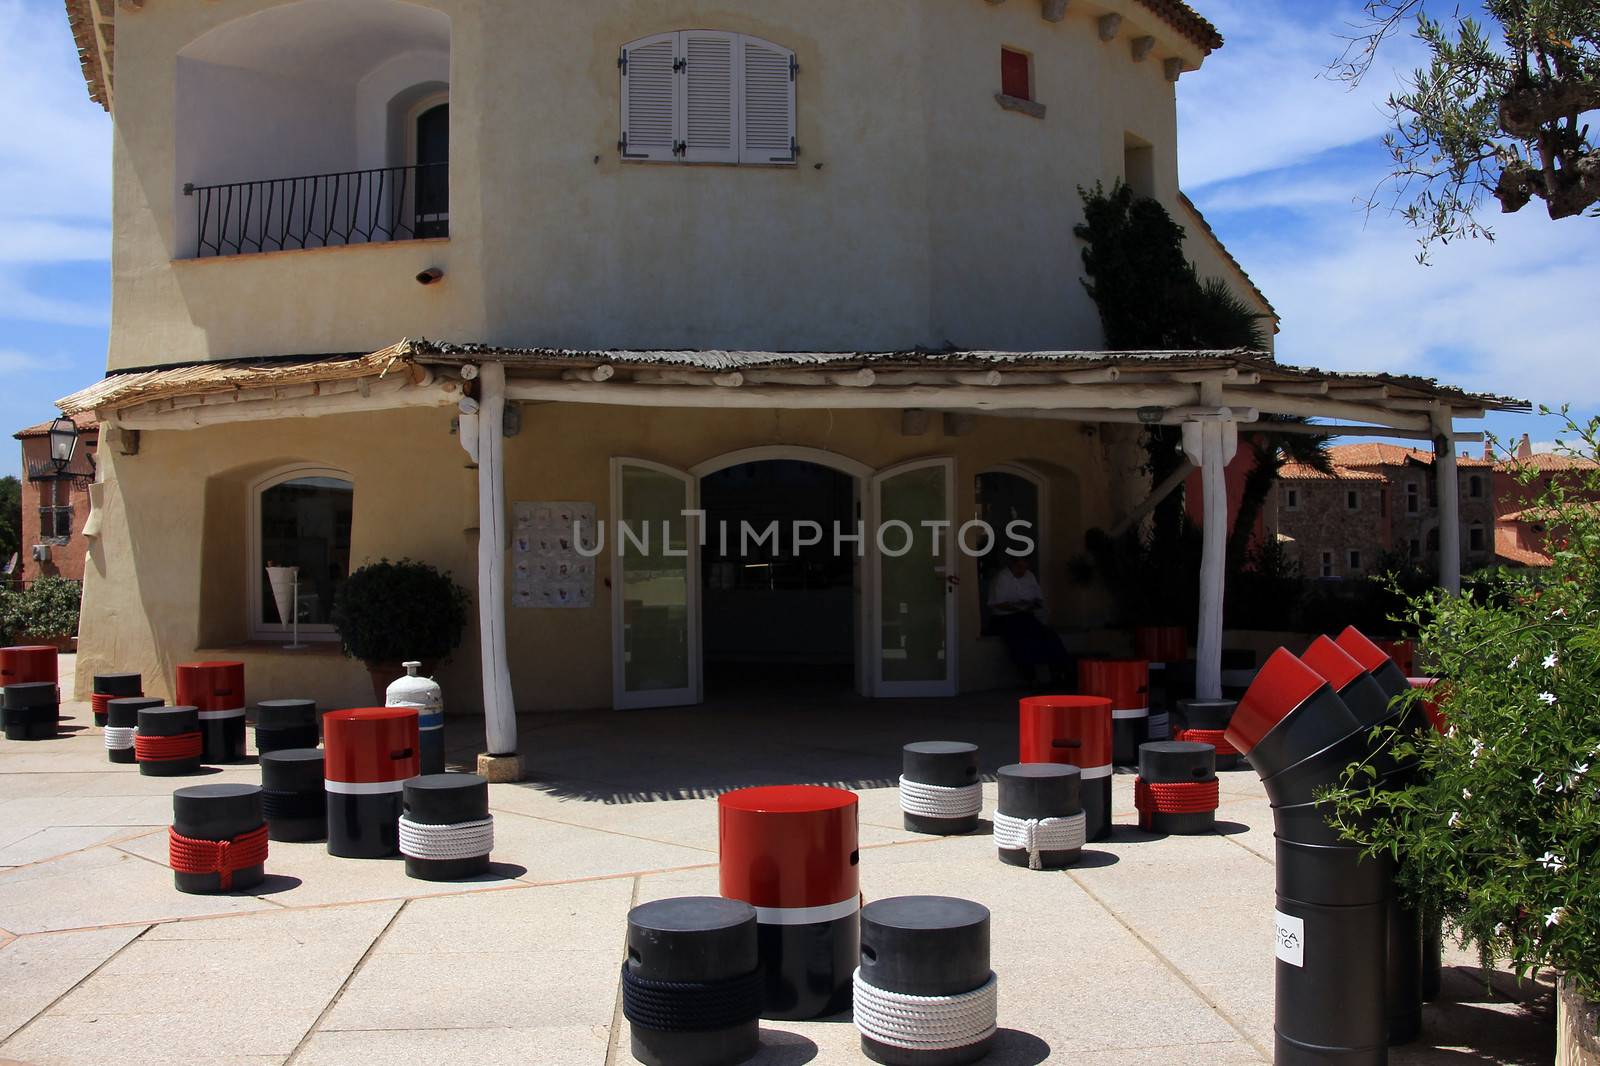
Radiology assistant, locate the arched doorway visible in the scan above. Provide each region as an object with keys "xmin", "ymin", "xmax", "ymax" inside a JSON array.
[{"xmin": 697, "ymin": 457, "xmax": 860, "ymax": 696}]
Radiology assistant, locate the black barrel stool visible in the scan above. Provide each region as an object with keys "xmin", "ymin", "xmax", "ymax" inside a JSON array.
[
  {"xmin": 136, "ymin": 706, "xmax": 204, "ymax": 776},
  {"xmin": 91, "ymin": 672, "xmax": 142, "ymax": 727},
  {"xmin": 623, "ymin": 897, "xmax": 762, "ymax": 1066},
  {"xmin": 399, "ymin": 773, "xmax": 494, "ymax": 881},
  {"xmin": 255, "ymin": 699, "xmax": 319, "ymax": 756},
  {"xmin": 900, "ymin": 741, "xmax": 981, "ymax": 835},
  {"xmin": 854, "ymin": 896, "xmax": 997, "ymax": 1066},
  {"xmin": 168, "ymin": 783, "xmax": 268, "ymax": 894},
  {"xmin": 1134, "ymin": 741, "xmax": 1220, "ymax": 835},
  {"xmin": 993, "ymin": 763, "xmax": 1084, "ymax": 869},
  {"xmin": 106, "ymin": 696, "xmax": 161, "ymax": 764},
  {"xmin": 2, "ymin": 682, "xmax": 59, "ymax": 741},
  {"xmin": 1175, "ymin": 698, "xmax": 1242, "ymax": 771},
  {"xmin": 261, "ymin": 749, "xmax": 327, "ymax": 842}
]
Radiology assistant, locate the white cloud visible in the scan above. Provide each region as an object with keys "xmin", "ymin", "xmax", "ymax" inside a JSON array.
[
  {"xmin": 0, "ymin": 220, "xmax": 112, "ymax": 264},
  {"xmin": 0, "ymin": 349, "xmax": 50, "ymax": 373},
  {"xmin": 1179, "ymin": 0, "xmax": 1429, "ymax": 189}
]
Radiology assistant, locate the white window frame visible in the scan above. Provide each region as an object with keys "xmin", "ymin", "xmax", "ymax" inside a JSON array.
[
  {"xmin": 1347, "ymin": 549, "xmax": 1362, "ymax": 571},
  {"xmin": 1469, "ymin": 524, "xmax": 1486, "ymax": 552},
  {"xmin": 1320, "ymin": 551, "xmax": 1334, "ymax": 579},
  {"xmin": 1405, "ymin": 481, "xmax": 1420, "ymax": 514},
  {"xmin": 1468, "ymin": 474, "xmax": 1483, "ymax": 499},
  {"xmin": 620, "ymin": 31, "xmax": 797, "ymax": 166},
  {"xmin": 247, "ymin": 464, "xmax": 354, "ymax": 643},
  {"xmin": 1345, "ymin": 489, "xmax": 1360, "ymax": 512}
]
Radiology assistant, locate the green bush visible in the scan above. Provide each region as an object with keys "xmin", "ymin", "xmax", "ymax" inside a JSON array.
[
  {"xmin": 0, "ymin": 577, "xmax": 82, "ymax": 643},
  {"xmin": 330, "ymin": 558, "xmax": 470, "ymax": 664},
  {"xmin": 1327, "ymin": 414, "xmax": 1600, "ymax": 1001}
]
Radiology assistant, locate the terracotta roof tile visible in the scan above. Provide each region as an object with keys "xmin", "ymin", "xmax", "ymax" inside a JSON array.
[
  {"xmin": 1278, "ymin": 462, "xmax": 1384, "ymax": 481},
  {"xmin": 1496, "ymin": 453, "xmax": 1600, "ymax": 472},
  {"xmin": 14, "ymin": 412, "xmax": 99, "ymax": 439},
  {"xmin": 1329, "ymin": 443, "xmax": 1493, "ymax": 469},
  {"xmin": 1136, "ymin": 0, "xmax": 1224, "ymax": 54},
  {"xmin": 1497, "ymin": 544, "xmax": 1553, "ymax": 568}
]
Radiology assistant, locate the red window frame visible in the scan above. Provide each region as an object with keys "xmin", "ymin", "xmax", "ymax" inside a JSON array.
[{"xmin": 1001, "ymin": 48, "xmax": 1032, "ymax": 101}]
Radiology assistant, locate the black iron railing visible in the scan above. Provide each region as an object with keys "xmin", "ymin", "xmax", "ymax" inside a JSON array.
[{"xmin": 184, "ymin": 162, "xmax": 449, "ymax": 258}]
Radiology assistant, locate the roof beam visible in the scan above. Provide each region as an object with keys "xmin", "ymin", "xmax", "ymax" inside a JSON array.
[
  {"xmin": 106, "ymin": 377, "xmax": 457, "ymax": 430},
  {"xmin": 503, "ymin": 378, "xmax": 1200, "ymax": 411},
  {"xmin": 1223, "ymin": 388, "xmax": 1429, "ymax": 431}
]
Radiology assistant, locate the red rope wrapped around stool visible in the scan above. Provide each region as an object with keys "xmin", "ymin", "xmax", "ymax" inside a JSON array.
[
  {"xmin": 135, "ymin": 732, "xmax": 204, "ymax": 762},
  {"xmin": 1134, "ymin": 777, "xmax": 1220, "ymax": 815},
  {"xmin": 1174, "ymin": 728, "xmax": 1239, "ymax": 758},
  {"xmin": 168, "ymin": 824, "xmax": 269, "ymax": 889}
]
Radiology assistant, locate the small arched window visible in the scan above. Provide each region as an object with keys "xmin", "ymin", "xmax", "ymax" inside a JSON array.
[
  {"xmin": 620, "ymin": 32, "xmax": 797, "ymax": 165},
  {"xmin": 249, "ymin": 467, "xmax": 354, "ymax": 640},
  {"xmin": 976, "ymin": 466, "xmax": 1046, "ymax": 636}
]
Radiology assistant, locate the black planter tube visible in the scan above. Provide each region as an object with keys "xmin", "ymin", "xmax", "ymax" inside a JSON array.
[
  {"xmin": 995, "ymin": 763, "xmax": 1083, "ymax": 869},
  {"xmin": 399, "ymin": 773, "xmax": 493, "ymax": 881},
  {"xmin": 106, "ymin": 697, "xmax": 161, "ymax": 764},
  {"xmin": 136, "ymin": 706, "xmax": 204, "ymax": 776},
  {"xmin": 623, "ymin": 897, "xmax": 761, "ymax": 1066},
  {"xmin": 170, "ymin": 783, "xmax": 267, "ymax": 894},
  {"xmin": 2, "ymin": 682, "xmax": 58, "ymax": 741},
  {"xmin": 255, "ymin": 699, "xmax": 319, "ymax": 757}
]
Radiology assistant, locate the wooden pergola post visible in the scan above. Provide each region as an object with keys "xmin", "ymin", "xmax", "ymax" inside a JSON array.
[
  {"xmin": 1432, "ymin": 406, "xmax": 1462, "ymax": 595},
  {"xmin": 472, "ymin": 362, "xmax": 520, "ymax": 775},
  {"xmin": 1184, "ymin": 399, "xmax": 1237, "ymax": 701}
]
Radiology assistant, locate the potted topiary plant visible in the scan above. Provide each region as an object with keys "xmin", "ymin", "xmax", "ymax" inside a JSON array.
[
  {"xmin": 330, "ymin": 558, "xmax": 470, "ymax": 703},
  {"xmin": 0, "ymin": 576, "xmax": 82, "ymax": 651},
  {"xmin": 1327, "ymin": 413, "xmax": 1600, "ymax": 1062}
]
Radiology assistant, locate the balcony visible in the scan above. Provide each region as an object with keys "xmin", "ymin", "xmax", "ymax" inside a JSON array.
[{"xmin": 184, "ymin": 162, "xmax": 448, "ymax": 259}]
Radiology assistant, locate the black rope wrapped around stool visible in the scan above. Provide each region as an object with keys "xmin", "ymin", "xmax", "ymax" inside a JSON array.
[
  {"xmin": 400, "ymin": 773, "xmax": 493, "ymax": 881},
  {"xmin": 255, "ymin": 699, "xmax": 319, "ymax": 757},
  {"xmin": 855, "ymin": 895, "xmax": 997, "ymax": 1066},
  {"xmin": 261, "ymin": 748, "xmax": 327, "ymax": 842},
  {"xmin": 900, "ymin": 741, "xmax": 981, "ymax": 835},
  {"xmin": 106, "ymin": 697, "xmax": 160, "ymax": 764},
  {"xmin": 2, "ymin": 682, "xmax": 59, "ymax": 741},
  {"xmin": 624, "ymin": 896, "xmax": 761, "ymax": 1066},
  {"xmin": 170, "ymin": 783, "xmax": 267, "ymax": 894},
  {"xmin": 136, "ymin": 706, "xmax": 203, "ymax": 776},
  {"xmin": 994, "ymin": 763, "xmax": 1084, "ymax": 869}
]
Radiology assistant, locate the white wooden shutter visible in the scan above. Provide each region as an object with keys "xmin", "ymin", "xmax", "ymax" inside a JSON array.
[
  {"xmin": 739, "ymin": 35, "xmax": 796, "ymax": 164},
  {"xmin": 681, "ymin": 31, "xmax": 740, "ymax": 164},
  {"xmin": 620, "ymin": 33, "xmax": 678, "ymax": 161}
]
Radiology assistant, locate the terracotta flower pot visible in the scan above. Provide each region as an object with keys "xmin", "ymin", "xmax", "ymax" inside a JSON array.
[{"xmin": 365, "ymin": 659, "xmax": 439, "ymax": 704}]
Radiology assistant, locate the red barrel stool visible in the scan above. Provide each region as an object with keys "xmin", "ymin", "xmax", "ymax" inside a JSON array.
[
  {"xmin": 169, "ymin": 784, "xmax": 267, "ymax": 894},
  {"xmin": 324, "ymin": 707, "xmax": 419, "ymax": 858},
  {"xmin": 718, "ymin": 785, "xmax": 859, "ymax": 1021},
  {"xmin": 1079, "ymin": 658, "xmax": 1150, "ymax": 767},
  {"xmin": 1134, "ymin": 625, "xmax": 1187, "ymax": 664},
  {"xmin": 1018, "ymin": 695, "xmax": 1112, "ymax": 841},
  {"xmin": 176, "ymin": 661, "xmax": 246, "ymax": 764},
  {"xmin": 91, "ymin": 673, "xmax": 142, "ymax": 727},
  {"xmin": 1, "ymin": 645, "xmax": 57, "ymax": 691}
]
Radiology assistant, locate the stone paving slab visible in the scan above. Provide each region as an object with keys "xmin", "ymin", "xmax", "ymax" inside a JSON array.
[{"xmin": 0, "ymin": 693, "xmax": 1558, "ymax": 1065}]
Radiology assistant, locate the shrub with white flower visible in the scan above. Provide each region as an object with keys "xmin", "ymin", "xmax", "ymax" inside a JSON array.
[{"xmin": 1327, "ymin": 413, "xmax": 1600, "ymax": 1004}]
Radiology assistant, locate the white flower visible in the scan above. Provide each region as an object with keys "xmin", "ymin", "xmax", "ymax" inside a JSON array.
[
  {"xmin": 1510, "ymin": 654, "xmax": 1521, "ymax": 668},
  {"xmin": 1462, "ymin": 788, "xmax": 1473, "ymax": 799},
  {"xmin": 1539, "ymin": 852, "xmax": 1567, "ymax": 872},
  {"xmin": 1552, "ymin": 608, "xmax": 1567, "ymax": 618},
  {"xmin": 1539, "ymin": 692, "xmax": 1558, "ymax": 705},
  {"xmin": 1494, "ymin": 923, "xmax": 1507, "ymax": 937},
  {"xmin": 1534, "ymin": 772, "xmax": 1548, "ymax": 791},
  {"xmin": 1544, "ymin": 653, "xmax": 1559, "ymax": 669},
  {"xmin": 1574, "ymin": 762, "xmax": 1591, "ymax": 777},
  {"xmin": 1546, "ymin": 907, "xmax": 1566, "ymax": 927},
  {"xmin": 1448, "ymin": 811, "xmax": 1461, "ymax": 828}
]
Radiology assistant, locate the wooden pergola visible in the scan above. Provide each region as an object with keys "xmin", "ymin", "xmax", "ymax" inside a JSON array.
[{"xmin": 62, "ymin": 342, "xmax": 1527, "ymax": 765}]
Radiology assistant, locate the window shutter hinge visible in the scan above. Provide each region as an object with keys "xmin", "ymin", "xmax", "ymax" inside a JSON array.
[
  {"xmin": 674, "ymin": 57, "xmax": 687, "ymax": 73},
  {"xmin": 618, "ymin": 50, "xmax": 627, "ymax": 74},
  {"xmin": 790, "ymin": 54, "xmax": 799, "ymax": 81}
]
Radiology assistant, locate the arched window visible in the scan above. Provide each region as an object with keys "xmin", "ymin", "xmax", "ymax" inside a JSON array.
[
  {"xmin": 976, "ymin": 466, "xmax": 1047, "ymax": 636},
  {"xmin": 620, "ymin": 32, "xmax": 797, "ymax": 165},
  {"xmin": 248, "ymin": 467, "xmax": 354, "ymax": 640}
]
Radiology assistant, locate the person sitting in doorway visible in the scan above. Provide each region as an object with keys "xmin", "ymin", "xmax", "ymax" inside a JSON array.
[{"xmin": 988, "ymin": 557, "xmax": 1076, "ymax": 687}]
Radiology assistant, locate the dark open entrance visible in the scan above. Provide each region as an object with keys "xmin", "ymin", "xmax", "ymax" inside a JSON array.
[{"xmin": 700, "ymin": 460, "xmax": 856, "ymax": 694}]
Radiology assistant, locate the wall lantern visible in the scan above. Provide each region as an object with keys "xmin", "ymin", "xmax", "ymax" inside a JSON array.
[{"xmin": 47, "ymin": 415, "xmax": 79, "ymax": 473}]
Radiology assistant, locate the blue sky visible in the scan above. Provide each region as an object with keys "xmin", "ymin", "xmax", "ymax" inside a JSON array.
[{"xmin": 1, "ymin": 0, "xmax": 1595, "ymax": 478}]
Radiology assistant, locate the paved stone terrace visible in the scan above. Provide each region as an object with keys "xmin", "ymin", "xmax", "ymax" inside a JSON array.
[{"xmin": 0, "ymin": 663, "xmax": 1554, "ymax": 1065}]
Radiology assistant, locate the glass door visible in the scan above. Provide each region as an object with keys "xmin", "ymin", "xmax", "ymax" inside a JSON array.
[
  {"xmin": 871, "ymin": 458, "xmax": 958, "ymax": 697},
  {"xmin": 611, "ymin": 459, "xmax": 701, "ymax": 709}
]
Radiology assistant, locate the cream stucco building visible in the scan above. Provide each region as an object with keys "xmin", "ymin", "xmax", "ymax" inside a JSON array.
[{"xmin": 62, "ymin": 0, "xmax": 1514, "ymax": 771}]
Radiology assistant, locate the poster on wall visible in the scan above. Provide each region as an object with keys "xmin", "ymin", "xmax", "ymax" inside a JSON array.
[{"xmin": 511, "ymin": 501, "xmax": 596, "ymax": 609}]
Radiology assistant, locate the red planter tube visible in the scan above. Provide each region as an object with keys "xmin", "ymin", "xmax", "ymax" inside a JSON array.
[
  {"xmin": 1079, "ymin": 659, "xmax": 1151, "ymax": 766},
  {"xmin": 323, "ymin": 707, "xmax": 420, "ymax": 859},
  {"xmin": 1018, "ymin": 695, "xmax": 1113, "ymax": 841},
  {"xmin": 175, "ymin": 661, "xmax": 247, "ymax": 763}
]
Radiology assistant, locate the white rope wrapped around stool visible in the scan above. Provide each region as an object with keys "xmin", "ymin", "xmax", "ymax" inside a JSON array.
[
  {"xmin": 992, "ymin": 810, "xmax": 1086, "ymax": 870},
  {"xmin": 899, "ymin": 776, "xmax": 982, "ymax": 821},
  {"xmin": 852, "ymin": 967, "xmax": 998, "ymax": 1051},
  {"xmin": 104, "ymin": 726, "xmax": 136, "ymax": 751},
  {"xmin": 397, "ymin": 815, "xmax": 494, "ymax": 861}
]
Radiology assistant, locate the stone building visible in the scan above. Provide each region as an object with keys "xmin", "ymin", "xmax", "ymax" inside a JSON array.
[
  {"xmin": 1492, "ymin": 434, "xmax": 1600, "ymax": 568},
  {"xmin": 1274, "ymin": 443, "xmax": 1496, "ymax": 580},
  {"xmin": 10, "ymin": 415, "xmax": 99, "ymax": 588}
]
